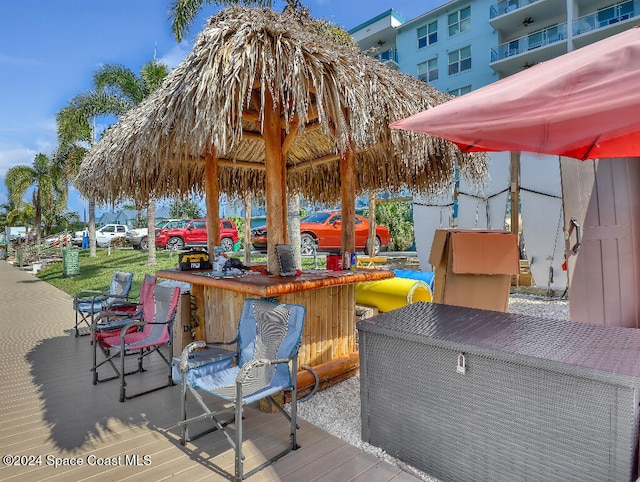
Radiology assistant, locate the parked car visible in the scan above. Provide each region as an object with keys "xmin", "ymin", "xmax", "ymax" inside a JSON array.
[
  {"xmin": 72, "ymin": 225, "xmax": 128, "ymax": 248},
  {"xmin": 96, "ymin": 224, "xmax": 128, "ymax": 247},
  {"xmin": 155, "ymin": 218, "xmax": 239, "ymax": 252},
  {"xmin": 78, "ymin": 224, "xmax": 127, "ymax": 248},
  {"xmin": 125, "ymin": 219, "xmax": 187, "ymax": 251},
  {"xmin": 250, "ymin": 211, "xmax": 391, "ymax": 255}
]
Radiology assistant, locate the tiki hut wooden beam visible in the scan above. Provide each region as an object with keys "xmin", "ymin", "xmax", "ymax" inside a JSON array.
[
  {"xmin": 263, "ymin": 89, "xmax": 286, "ymax": 273},
  {"xmin": 341, "ymin": 148, "xmax": 356, "ymax": 256},
  {"xmin": 204, "ymin": 153, "xmax": 220, "ymax": 255},
  {"xmin": 285, "ymin": 155, "xmax": 341, "ymax": 173}
]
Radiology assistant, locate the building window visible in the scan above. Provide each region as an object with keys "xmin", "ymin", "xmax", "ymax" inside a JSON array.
[
  {"xmin": 448, "ymin": 6, "xmax": 471, "ymax": 37},
  {"xmin": 417, "ymin": 21, "xmax": 438, "ymax": 48},
  {"xmin": 448, "ymin": 85, "xmax": 472, "ymax": 96},
  {"xmin": 418, "ymin": 58, "xmax": 438, "ymax": 83},
  {"xmin": 597, "ymin": 1, "xmax": 633, "ymax": 26},
  {"xmin": 448, "ymin": 46, "xmax": 471, "ymax": 75},
  {"xmin": 528, "ymin": 31, "xmax": 543, "ymax": 49}
]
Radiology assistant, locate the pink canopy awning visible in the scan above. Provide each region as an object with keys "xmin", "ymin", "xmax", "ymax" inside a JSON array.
[{"xmin": 391, "ymin": 26, "xmax": 640, "ymax": 160}]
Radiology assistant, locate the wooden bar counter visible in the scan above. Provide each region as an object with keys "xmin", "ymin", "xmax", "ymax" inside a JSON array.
[{"xmin": 156, "ymin": 268, "xmax": 394, "ymax": 389}]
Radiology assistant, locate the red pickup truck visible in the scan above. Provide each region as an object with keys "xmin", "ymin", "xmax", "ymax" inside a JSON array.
[{"xmin": 155, "ymin": 218, "xmax": 239, "ymax": 251}]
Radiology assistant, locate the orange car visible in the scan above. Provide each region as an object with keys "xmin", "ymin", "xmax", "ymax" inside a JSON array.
[{"xmin": 250, "ymin": 211, "xmax": 390, "ymax": 255}]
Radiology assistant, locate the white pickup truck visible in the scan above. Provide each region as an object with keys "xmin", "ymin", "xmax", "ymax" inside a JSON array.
[{"xmin": 72, "ymin": 224, "xmax": 128, "ymax": 248}]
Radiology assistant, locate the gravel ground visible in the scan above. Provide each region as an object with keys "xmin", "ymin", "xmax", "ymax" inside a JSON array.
[{"xmin": 290, "ymin": 293, "xmax": 570, "ymax": 481}]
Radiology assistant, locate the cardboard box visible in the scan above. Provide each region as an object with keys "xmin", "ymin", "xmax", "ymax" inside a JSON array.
[
  {"xmin": 173, "ymin": 292, "xmax": 194, "ymax": 356},
  {"xmin": 429, "ymin": 229, "xmax": 520, "ymax": 312}
]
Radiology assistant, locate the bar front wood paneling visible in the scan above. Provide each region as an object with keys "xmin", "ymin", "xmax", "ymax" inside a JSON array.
[{"xmin": 156, "ymin": 268, "xmax": 393, "ymax": 370}]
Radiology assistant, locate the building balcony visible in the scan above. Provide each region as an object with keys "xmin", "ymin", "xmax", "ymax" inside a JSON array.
[
  {"xmin": 490, "ymin": 23, "xmax": 568, "ymax": 77},
  {"xmin": 491, "ymin": 23, "xmax": 568, "ymax": 62},
  {"xmin": 373, "ymin": 48, "xmax": 399, "ymax": 70},
  {"xmin": 490, "ymin": 0, "xmax": 539, "ymax": 19},
  {"xmin": 573, "ymin": 2, "xmax": 635, "ymax": 36},
  {"xmin": 489, "ymin": 0, "xmax": 565, "ymax": 37}
]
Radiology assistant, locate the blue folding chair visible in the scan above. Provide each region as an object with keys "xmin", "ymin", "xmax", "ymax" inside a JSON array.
[
  {"xmin": 72, "ymin": 270, "xmax": 134, "ymax": 337},
  {"xmin": 177, "ymin": 298, "xmax": 306, "ymax": 481}
]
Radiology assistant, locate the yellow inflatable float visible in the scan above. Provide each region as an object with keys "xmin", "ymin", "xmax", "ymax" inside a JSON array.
[{"xmin": 355, "ymin": 278, "xmax": 432, "ymax": 312}]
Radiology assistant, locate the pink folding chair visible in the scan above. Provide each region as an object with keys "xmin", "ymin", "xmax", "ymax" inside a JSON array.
[
  {"xmin": 92, "ymin": 284, "xmax": 180, "ymax": 402},
  {"xmin": 91, "ymin": 274, "xmax": 157, "ymax": 343}
]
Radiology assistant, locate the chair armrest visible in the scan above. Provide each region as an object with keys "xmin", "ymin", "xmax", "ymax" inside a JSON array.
[
  {"xmin": 119, "ymin": 320, "xmax": 145, "ymax": 338},
  {"xmin": 91, "ymin": 291, "xmax": 109, "ymax": 305},
  {"xmin": 92, "ymin": 309, "xmax": 139, "ymax": 330},
  {"xmin": 236, "ymin": 357, "xmax": 292, "ymax": 384},
  {"xmin": 179, "ymin": 341, "xmax": 207, "ymax": 371},
  {"xmin": 102, "ymin": 306, "xmax": 143, "ymax": 319},
  {"xmin": 73, "ymin": 289, "xmax": 103, "ymax": 303},
  {"xmin": 104, "ymin": 294, "xmax": 138, "ymax": 308}
]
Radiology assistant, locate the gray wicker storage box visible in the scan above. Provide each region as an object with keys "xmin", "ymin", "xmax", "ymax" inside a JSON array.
[{"xmin": 358, "ymin": 302, "xmax": 640, "ymax": 482}]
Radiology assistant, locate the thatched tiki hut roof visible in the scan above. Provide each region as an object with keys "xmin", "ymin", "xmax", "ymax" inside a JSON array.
[{"xmin": 78, "ymin": 6, "xmax": 486, "ymax": 273}]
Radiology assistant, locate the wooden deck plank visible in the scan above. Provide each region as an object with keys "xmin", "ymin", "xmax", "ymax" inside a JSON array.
[
  {"xmin": 349, "ymin": 460, "xmax": 411, "ymax": 482},
  {"xmin": 313, "ymin": 450, "xmax": 382, "ymax": 480},
  {"xmin": 279, "ymin": 442, "xmax": 363, "ymax": 481}
]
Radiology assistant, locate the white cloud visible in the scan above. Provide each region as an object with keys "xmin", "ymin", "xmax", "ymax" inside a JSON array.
[
  {"xmin": 158, "ymin": 43, "xmax": 191, "ymax": 69},
  {"xmin": 0, "ymin": 146, "xmax": 37, "ymax": 178}
]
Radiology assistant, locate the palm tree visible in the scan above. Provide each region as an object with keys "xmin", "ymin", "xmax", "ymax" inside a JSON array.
[
  {"xmin": 57, "ymin": 61, "xmax": 169, "ymax": 261},
  {"xmin": 6, "ymin": 204, "xmax": 35, "ymax": 244},
  {"xmin": 51, "ymin": 141, "xmax": 88, "ymax": 229},
  {"xmin": 0, "ymin": 201, "xmax": 12, "ymax": 230},
  {"xmin": 5, "ymin": 153, "xmax": 65, "ymax": 246},
  {"xmin": 171, "ymin": 0, "xmax": 274, "ymax": 42},
  {"xmin": 170, "ymin": 0, "xmax": 354, "ymax": 46},
  {"xmin": 93, "ymin": 61, "xmax": 170, "ymax": 266},
  {"xmin": 56, "ymin": 92, "xmax": 126, "ymax": 257}
]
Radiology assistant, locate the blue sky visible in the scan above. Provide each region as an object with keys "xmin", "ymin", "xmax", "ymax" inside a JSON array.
[{"xmin": 0, "ymin": 0, "xmax": 435, "ymax": 221}]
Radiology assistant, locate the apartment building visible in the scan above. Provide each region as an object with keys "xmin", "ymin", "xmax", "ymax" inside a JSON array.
[
  {"xmin": 350, "ymin": 0, "xmax": 638, "ymax": 91},
  {"xmin": 349, "ymin": 1, "xmax": 638, "ymax": 289}
]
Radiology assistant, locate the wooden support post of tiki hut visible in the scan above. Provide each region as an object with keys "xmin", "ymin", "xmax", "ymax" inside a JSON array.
[
  {"xmin": 263, "ymin": 90, "xmax": 286, "ymax": 275},
  {"xmin": 341, "ymin": 147, "xmax": 356, "ymax": 257},
  {"xmin": 205, "ymin": 152, "xmax": 221, "ymax": 255},
  {"xmin": 244, "ymin": 195, "xmax": 252, "ymax": 266},
  {"xmin": 510, "ymin": 151, "xmax": 521, "ymax": 241},
  {"xmin": 282, "ymin": 119, "xmax": 299, "ymax": 246},
  {"xmin": 368, "ymin": 193, "xmax": 377, "ymax": 256}
]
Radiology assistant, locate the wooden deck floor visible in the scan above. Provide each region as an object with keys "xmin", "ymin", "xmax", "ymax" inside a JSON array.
[{"xmin": 0, "ymin": 260, "xmax": 420, "ymax": 481}]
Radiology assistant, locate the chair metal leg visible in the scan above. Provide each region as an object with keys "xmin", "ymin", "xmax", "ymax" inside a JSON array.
[
  {"xmin": 180, "ymin": 375, "xmax": 188, "ymax": 445},
  {"xmin": 235, "ymin": 381, "xmax": 244, "ymax": 482},
  {"xmin": 120, "ymin": 342, "xmax": 126, "ymax": 402},
  {"xmin": 290, "ymin": 358, "xmax": 299, "ymax": 450},
  {"xmin": 92, "ymin": 337, "xmax": 98, "ymax": 385}
]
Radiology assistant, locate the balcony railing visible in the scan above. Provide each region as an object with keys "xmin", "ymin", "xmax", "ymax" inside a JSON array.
[
  {"xmin": 573, "ymin": 2, "xmax": 634, "ymax": 35},
  {"xmin": 490, "ymin": 0, "xmax": 538, "ymax": 19},
  {"xmin": 491, "ymin": 23, "xmax": 567, "ymax": 62},
  {"xmin": 373, "ymin": 48, "xmax": 398, "ymax": 64}
]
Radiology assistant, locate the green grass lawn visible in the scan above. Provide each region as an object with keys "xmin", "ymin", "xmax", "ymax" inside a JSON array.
[{"xmin": 37, "ymin": 248, "xmax": 323, "ymax": 297}]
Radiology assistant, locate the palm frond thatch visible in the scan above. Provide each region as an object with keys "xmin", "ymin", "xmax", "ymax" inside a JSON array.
[{"xmin": 78, "ymin": 6, "xmax": 487, "ymax": 204}]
